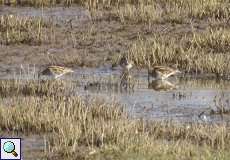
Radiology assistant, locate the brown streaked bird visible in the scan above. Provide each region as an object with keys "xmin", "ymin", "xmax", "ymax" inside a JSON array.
[
  {"xmin": 38, "ymin": 66, "xmax": 74, "ymax": 79},
  {"xmin": 119, "ymin": 56, "xmax": 133, "ymax": 71},
  {"xmin": 148, "ymin": 65, "xmax": 181, "ymax": 81}
]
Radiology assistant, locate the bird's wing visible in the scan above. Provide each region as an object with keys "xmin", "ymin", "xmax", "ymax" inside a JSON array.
[
  {"xmin": 48, "ymin": 66, "xmax": 65, "ymax": 74},
  {"xmin": 154, "ymin": 66, "xmax": 175, "ymax": 75},
  {"xmin": 40, "ymin": 68, "xmax": 52, "ymax": 75}
]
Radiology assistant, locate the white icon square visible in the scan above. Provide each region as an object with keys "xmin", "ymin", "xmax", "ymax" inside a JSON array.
[{"xmin": 0, "ymin": 138, "xmax": 21, "ymax": 160}]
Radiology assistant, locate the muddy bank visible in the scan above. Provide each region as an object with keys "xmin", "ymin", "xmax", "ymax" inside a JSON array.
[{"xmin": 0, "ymin": 6, "xmax": 224, "ymax": 76}]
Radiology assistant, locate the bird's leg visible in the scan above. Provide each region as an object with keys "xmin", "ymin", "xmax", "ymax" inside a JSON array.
[
  {"xmin": 35, "ymin": 73, "xmax": 38, "ymax": 80},
  {"xmin": 148, "ymin": 73, "xmax": 149, "ymax": 84},
  {"xmin": 148, "ymin": 69, "xmax": 150, "ymax": 84},
  {"xmin": 147, "ymin": 56, "xmax": 151, "ymax": 84},
  {"xmin": 37, "ymin": 72, "xmax": 42, "ymax": 80}
]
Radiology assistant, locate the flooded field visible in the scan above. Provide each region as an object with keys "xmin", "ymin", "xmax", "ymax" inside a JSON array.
[
  {"xmin": 0, "ymin": 6, "xmax": 91, "ymax": 25},
  {"xmin": 1, "ymin": 66, "xmax": 230, "ymax": 159},
  {"xmin": 1, "ymin": 68, "xmax": 230, "ymax": 159},
  {"xmin": 1, "ymin": 67, "xmax": 230, "ymax": 123},
  {"xmin": 1, "ymin": 1, "xmax": 230, "ymax": 160}
]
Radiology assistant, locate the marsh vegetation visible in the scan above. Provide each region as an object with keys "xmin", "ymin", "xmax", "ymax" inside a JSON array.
[
  {"xmin": 0, "ymin": 0, "xmax": 230, "ymax": 76},
  {"xmin": 0, "ymin": 0, "xmax": 230, "ymax": 159},
  {"xmin": 0, "ymin": 79, "xmax": 230, "ymax": 160}
]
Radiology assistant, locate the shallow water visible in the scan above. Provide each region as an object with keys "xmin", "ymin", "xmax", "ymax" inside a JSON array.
[
  {"xmin": 1, "ymin": 5, "xmax": 229, "ymax": 159},
  {"xmin": 0, "ymin": 6, "xmax": 91, "ymax": 26},
  {"xmin": 3, "ymin": 66, "xmax": 229, "ymax": 124},
  {"xmin": 70, "ymin": 67, "xmax": 230, "ymax": 123}
]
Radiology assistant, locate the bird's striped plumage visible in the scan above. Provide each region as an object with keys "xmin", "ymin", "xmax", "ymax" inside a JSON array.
[
  {"xmin": 38, "ymin": 66, "xmax": 74, "ymax": 79},
  {"xmin": 148, "ymin": 65, "xmax": 180, "ymax": 80}
]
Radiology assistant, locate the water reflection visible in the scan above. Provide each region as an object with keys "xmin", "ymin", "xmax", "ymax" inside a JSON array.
[
  {"xmin": 2, "ymin": 67, "xmax": 230, "ymax": 123},
  {"xmin": 120, "ymin": 70, "xmax": 135, "ymax": 92},
  {"xmin": 172, "ymin": 91, "xmax": 192, "ymax": 100},
  {"xmin": 148, "ymin": 80, "xmax": 176, "ymax": 91},
  {"xmin": 84, "ymin": 81, "xmax": 120, "ymax": 93},
  {"xmin": 83, "ymin": 69, "xmax": 135, "ymax": 93},
  {"xmin": 178, "ymin": 77, "xmax": 230, "ymax": 89},
  {"xmin": 84, "ymin": 82, "xmax": 101, "ymax": 91}
]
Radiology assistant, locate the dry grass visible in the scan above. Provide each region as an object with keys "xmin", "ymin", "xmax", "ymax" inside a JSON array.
[
  {"xmin": 0, "ymin": 1, "xmax": 229, "ymax": 75},
  {"xmin": 1, "ymin": 0, "xmax": 230, "ymax": 19},
  {"xmin": 0, "ymin": 79, "xmax": 74, "ymax": 97},
  {"xmin": 128, "ymin": 27, "xmax": 230, "ymax": 77},
  {"xmin": 178, "ymin": 78, "xmax": 230, "ymax": 89},
  {"xmin": 0, "ymin": 0, "xmax": 230, "ymax": 159},
  {"xmin": 0, "ymin": 81, "xmax": 229, "ymax": 159},
  {"xmin": 211, "ymin": 93, "xmax": 230, "ymax": 115},
  {"xmin": 0, "ymin": 15, "xmax": 55, "ymax": 45},
  {"xmin": 115, "ymin": 0, "xmax": 230, "ymax": 24},
  {"xmin": 1, "ymin": 0, "xmax": 229, "ymax": 26}
]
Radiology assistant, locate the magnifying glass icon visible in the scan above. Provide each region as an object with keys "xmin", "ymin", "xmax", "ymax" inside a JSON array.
[{"xmin": 3, "ymin": 141, "xmax": 18, "ymax": 157}]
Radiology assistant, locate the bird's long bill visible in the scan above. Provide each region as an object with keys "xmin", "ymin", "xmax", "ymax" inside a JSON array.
[{"xmin": 64, "ymin": 68, "xmax": 74, "ymax": 73}]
